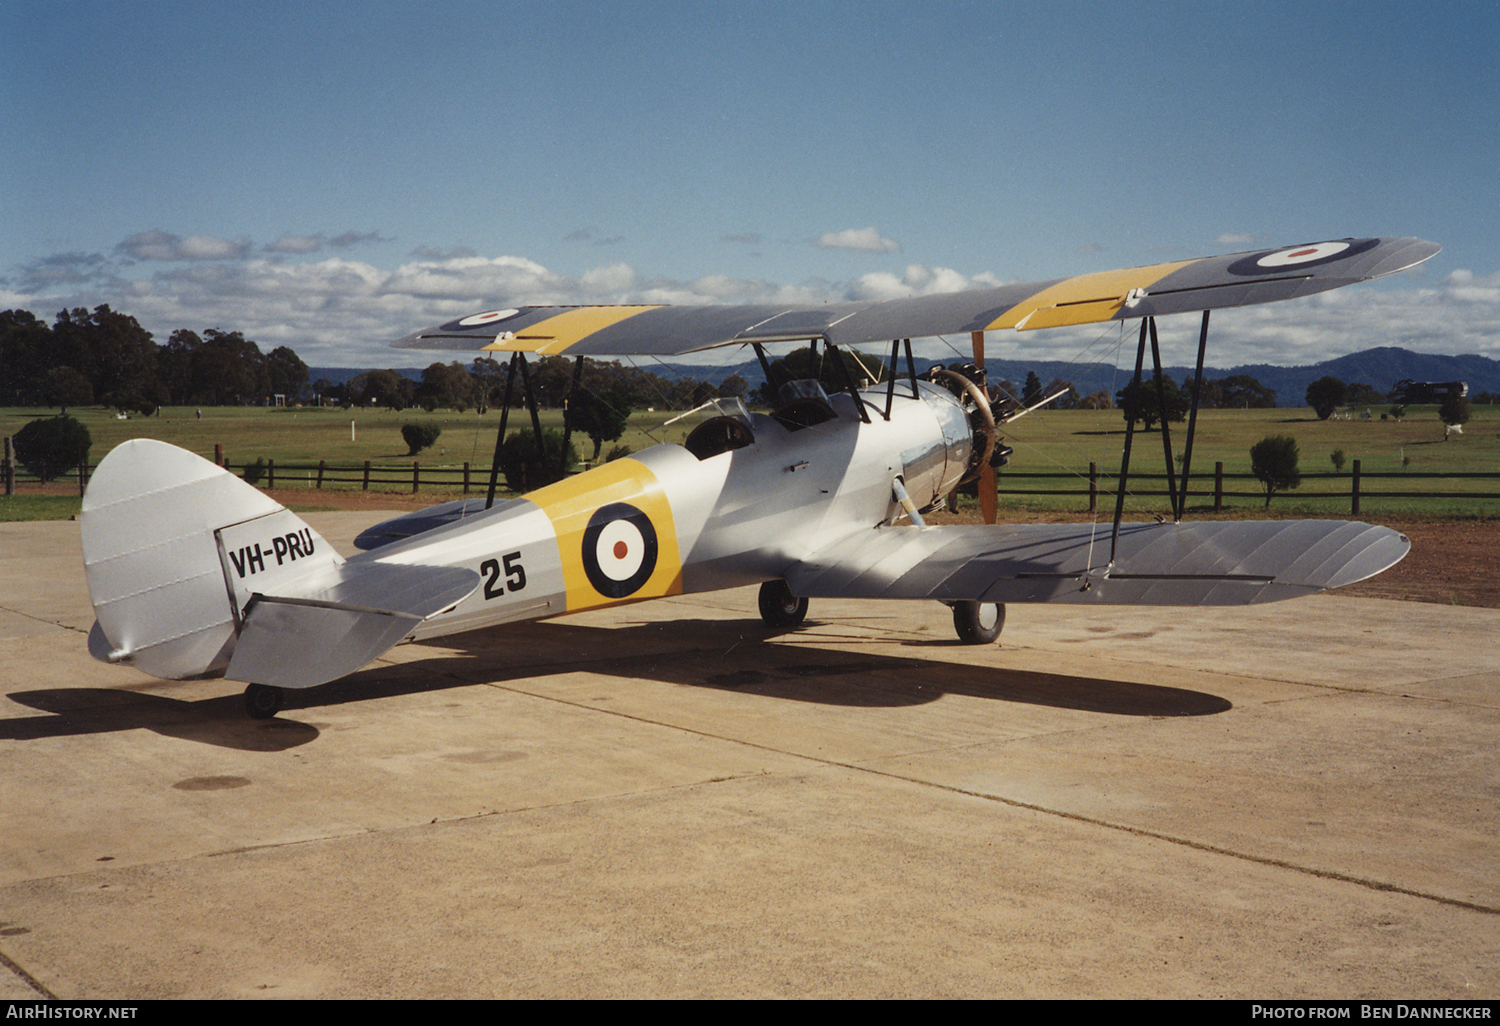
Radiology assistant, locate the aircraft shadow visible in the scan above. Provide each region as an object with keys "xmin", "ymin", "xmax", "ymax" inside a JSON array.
[
  {"xmin": 3, "ymin": 688, "xmax": 319, "ymax": 751},
  {"xmin": 388, "ymin": 616, "xmax": 1232, "ymax": 717},
  {"xmin": 3, "ymin": 616, "xmax": 1229, "ymax": 748}
]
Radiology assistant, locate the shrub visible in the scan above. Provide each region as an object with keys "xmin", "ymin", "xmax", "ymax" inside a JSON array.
[
  {"xmin": 401, "ymin": 422, "xmax": 442, "ymax": 455},
  {"xmin": 499, "ymin": 429, "xmax": 578, "ymax": 492},
  {"xmin": 1250, "ymin": 434, "xmax": 1301, "ymax": 508},
  {"xmin": 1330, "ymin": 448, "xmax": 1346, "ymax": 473},
  {"xmin": 242, "ymin": 458, "xmax": 266, "ymax": 485},
  {"xmin": 13, "ymin": 416, "xmax": 91, "ymax": 482}
]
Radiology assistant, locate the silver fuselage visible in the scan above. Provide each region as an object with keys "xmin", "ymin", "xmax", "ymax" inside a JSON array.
[{"xmin": 364, "ymin": 381, "xmax": 974, "ymax": 641}]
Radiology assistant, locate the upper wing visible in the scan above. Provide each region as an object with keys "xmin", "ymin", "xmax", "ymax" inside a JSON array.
[
  {"xmin": 782, "ymin": 520, "xmax": 1410, "ymax": 607},
  {"xmin": 392, "ymin": 236, "xmax": 1439, "ymax": 357}
]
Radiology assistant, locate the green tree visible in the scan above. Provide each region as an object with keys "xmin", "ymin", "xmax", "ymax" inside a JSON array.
[
  {"xmin": 1216, "ymin": 374, "xmax": 1277, "ymax": 409},
  {"xmin": 267, "ymin": 346, "xmax": 310, "ymax": 401},
  {"xmin": 1116, "ymin": 373, "xmax": 1188, "ymax": 430},
  {"xmin": 1439, "ymin": 395, "xmax": 1472, "ymax": 439},
  {"xmin": 194, "ymin": 329, "xmax": 269, "ymax": 405},
  {"xmin": 13, "ymin": 416, "xmax": 92, "ymax": 482},
  {"xmin": 349, "ymin": 369, "xmax": 413, "ymax": 410},
  {"xmin": 499, "ymin": 429, "xmax": 579, "ymax": 492},
  {"xmin": 41, "ymin": 366, "xmax": 94, "ymax": 412},
  {"xmin": 565, "ymin": 388, "xmax": 632, "ymax": 462},
  {"xmin": 1022, "ymin": 370, "xmax": 1044, "ymax": 405},
  {"xmin": 52, "ymin": 306, "xmax": 162, "ymax": 413},
  {"xmin": 1305, "ymin": 376, "xmax": 1348, "ymax": 420},
  {"xmin": 1250, "ymin": 434, "xmax": 1302, "ymax": 507},
  {"xmin": 1439, "ymin": 394, "xmax": 1472, "ymax": 427},
  {"xmin": 417, "ymin": 361, "xmax": 477, "ymax": 411},
  {"xmin": 0, "ymin": 310, "xmax": 57, "ymax": 405}
]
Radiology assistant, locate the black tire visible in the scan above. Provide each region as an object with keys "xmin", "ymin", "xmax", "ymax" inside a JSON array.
[
  {"xmin": 758, "ymin": 579, "xmax": 809, "ymax": 628},
  {"xmin": 244, "ymin": 683, "xmax": 285, "ymax": 719},
  {"xmin": 951, "ymin": 601, "xmax": 1005, "ymax": 644}
]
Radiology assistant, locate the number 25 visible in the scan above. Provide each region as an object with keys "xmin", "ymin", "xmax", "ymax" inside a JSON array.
[{"xmin": 480, "ymin": 551, "xmax": 526, "ymax": 599}]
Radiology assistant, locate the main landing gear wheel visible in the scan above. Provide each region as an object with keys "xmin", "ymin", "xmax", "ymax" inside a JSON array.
[
  {"xmin": 951, "ymin": 601, "xmax": 1005, "ymax": 644},
  {"xmin": 758, "ymin": 579, "xmax": 809, "ymax": 628},
  {"xmin": 243, "ymin": 682, "xmax": 285, "ymax": 719}
]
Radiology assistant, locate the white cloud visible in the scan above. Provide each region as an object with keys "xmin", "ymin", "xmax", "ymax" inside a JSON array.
[
  {"xmin": 265, "ymin": 234, "xmax": 323, "ymax": 254},
  {"xmin": 846, "ymin": 264, "xmax": 999, "ymax": 302},
  {"xmin": 117, "ymin": 230, "xmax": 251, "ymax": 262},
  {"xmin": 816, "ymin": 227, "xmax": 900, "ymax": 253},
  {"xmin": 328, "ymin": 230, "xmax": 388, "ymax": 249},
  {"xmin": 10, "ymin": 234, "xmax": 1497, "ymax": 369}
]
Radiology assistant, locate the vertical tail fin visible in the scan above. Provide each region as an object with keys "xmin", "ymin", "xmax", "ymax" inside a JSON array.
[{"xmin": 82, "ymin": 439, "xmax": 342, "ymax": 680}]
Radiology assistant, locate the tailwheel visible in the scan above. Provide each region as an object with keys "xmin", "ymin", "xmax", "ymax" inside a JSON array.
[
  {"xmin": 951, "ymin": 601, "xmax": 1005, "ymax": 644},
  {"xmin": 758, "ymin": 579, "xmax": 809, "ymax": 629},
  {"xmin": 243, "ymin": 682, "xmax": 285, "ymax": 719}
]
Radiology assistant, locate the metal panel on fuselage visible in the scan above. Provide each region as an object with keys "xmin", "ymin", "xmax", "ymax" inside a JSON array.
[{"xmin": 359, "ymin": 382, "xmax": 970, "ymax": 643}]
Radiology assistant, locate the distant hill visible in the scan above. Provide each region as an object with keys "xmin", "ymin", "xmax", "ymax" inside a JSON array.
[
  {"xmin": 308, "ymin": 367, "xmax": 425, "ymax": 387},
  {"xmin": 313, "ymin": 347, "xmax": 1500, "ymax": 407}
]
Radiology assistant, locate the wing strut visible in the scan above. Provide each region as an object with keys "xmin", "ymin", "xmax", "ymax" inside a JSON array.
[
  {"xmin": 484, "ymin": 352, "xmax": 520, "ymax": 509},
  {"xmin": 483, "ymin": 351, "xmax": 554, "ymax": 508},
  {"xmin": 1110, "ymin": 319, "xmax": 1150, "ymax": 562},
  {"xmin": 1149, "ymin": 317, "xmax": 1180, "ymax": 519},
  {"xmin": 1110, "ymin": 312, "xmax": 1213, "ymax": 557},
  {"xmin": 1178, "ymin": 310, "xmax": 1211, "ymax": 518}
]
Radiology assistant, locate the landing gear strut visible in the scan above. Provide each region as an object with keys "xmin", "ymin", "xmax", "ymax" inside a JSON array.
[
  {"xmin": 951, "ymin": 601, "xmax": 1005, "ymax": 644},
  {"xmin": 758, "ymin": 579, "xmax": 809, "ymax": 628},
  {"xmin": 243, "ymin": 682, "xmax": 285, "ymax": 719}
]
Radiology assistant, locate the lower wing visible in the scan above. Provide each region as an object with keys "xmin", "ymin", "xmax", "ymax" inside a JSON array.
[{"xmin": 784, "ymin": 520, "xmax": 1409, "ymax": 606}]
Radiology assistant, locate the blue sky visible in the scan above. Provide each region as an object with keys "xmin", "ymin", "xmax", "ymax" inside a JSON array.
[{"xmin": 4, "ymin": 0, "xmax": 1496, "ymax": 369}]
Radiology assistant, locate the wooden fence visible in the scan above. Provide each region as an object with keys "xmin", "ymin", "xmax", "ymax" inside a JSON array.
[
  {"xmin": 6, "ymin": 451, "xmax": 1500, "ymax": 515},
  {"xmin": 997, "ymin": 460, "xmax": 1500, "ymax": 515}
]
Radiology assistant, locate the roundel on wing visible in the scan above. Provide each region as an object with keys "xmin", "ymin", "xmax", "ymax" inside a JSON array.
[
  {"xmin": 1227, "ymin": 238, "xmax": 1379, "ymax": 276},
  {"xmin": 440, "ymin": 309, "xmax": 522, "ymax": 331},
  {"xmin": 581, "ymin": 503, "xmax": 659, "ymax": 598}
]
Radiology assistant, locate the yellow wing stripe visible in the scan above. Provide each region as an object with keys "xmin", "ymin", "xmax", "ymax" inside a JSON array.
[
  {"xmin": 987, "ymin": 260, "xmax": 1197, "ymax": 331},
  {"xmin": 482, "ymin": 306, "xmax": 663, "ymax": 354}
]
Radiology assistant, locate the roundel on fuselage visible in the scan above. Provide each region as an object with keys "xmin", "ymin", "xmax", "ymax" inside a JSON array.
[{"xmin": 581, "ymin": 502, "xmax": 659, "ymax": 598}]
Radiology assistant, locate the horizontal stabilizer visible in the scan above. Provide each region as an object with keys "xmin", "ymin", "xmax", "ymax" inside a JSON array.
[
  {"xmin": 225, "ymin": 560, "xmax": 480, "ymax": 689},
  {"xmin": 785, "ymin": 520, "xmax": 1409, "ymax": 606}
]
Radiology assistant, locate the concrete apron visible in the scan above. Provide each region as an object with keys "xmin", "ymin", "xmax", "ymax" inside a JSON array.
[{"xmin": 1, "ymin": 514, "xmax": 1496, "ymax": 998}]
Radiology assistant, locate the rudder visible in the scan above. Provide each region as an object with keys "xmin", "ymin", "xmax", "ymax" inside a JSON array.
[{"xmin": 82, "ymin": 439, "xmax": 342, "ymax": 680}]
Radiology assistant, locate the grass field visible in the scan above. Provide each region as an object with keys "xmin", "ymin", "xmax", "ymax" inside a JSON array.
[{"xmin": 3, "ymin": 402, "xmax": 1499, "ymax": 521}]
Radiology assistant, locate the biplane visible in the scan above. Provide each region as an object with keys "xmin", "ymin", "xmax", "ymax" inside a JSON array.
[{"xmin": 80, "ymin": 237, "xmax": 1439, "ymax": 717}]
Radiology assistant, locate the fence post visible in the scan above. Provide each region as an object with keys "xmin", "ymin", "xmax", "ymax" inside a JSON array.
[
  {"xmin": 1214, "ymin": 461, "xmax": 1223, "ymax": 512},
  {"xmin": 316, "ymin": 460, "xmax": 325, "ymax": 488},
  {"xmin": 267, "ymin": 458, "xmax": 275, "ymax": 490},
  {"xmin": 463, "ymin": 461, "xmax": 470, "ymax": 495},
  {"xmin": 77, "ymin": 460, "xmax": 87, "ymax": 497},
  {"xmin": 1351, "ymin": 459, "xmax": 1361, "ymax": 516},
  {"xmin": 3, "ymin": 436, "xmax": 13, "ymax": 496},
  {"xmin": 1088, "ymin": 461, "xmax": 1097, "ymax": 513},
  {"xmin": 214, "ymin": 443, "xmax": 223, "ymax": 466},
  {"xmin": 413, "ymin": 462, "xmax": 420, "ymax": 494},
  {"xmin": 362, "ymin": 461, "xmax": 370, "ymax": 491}
]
